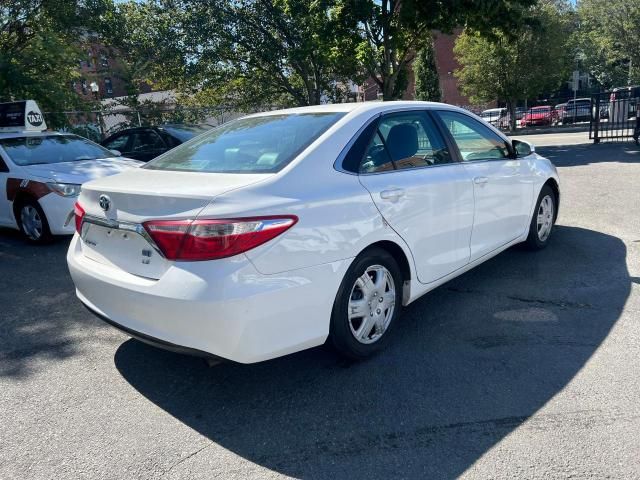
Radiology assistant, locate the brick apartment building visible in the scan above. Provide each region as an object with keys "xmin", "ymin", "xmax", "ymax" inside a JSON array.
[{"xmin": 72, "ymin": 35, "xmax": 151, "ymax": 101}]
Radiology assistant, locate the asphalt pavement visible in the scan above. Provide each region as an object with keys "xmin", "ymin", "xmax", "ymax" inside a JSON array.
[{"xmin": 1, "ymin": 134, "xmax": 639, "ymax": 479}]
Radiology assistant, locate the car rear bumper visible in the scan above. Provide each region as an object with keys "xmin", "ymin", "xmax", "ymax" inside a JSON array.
[
  {"xmin": 67, "ymin": 234, "xmax": 352, "ymax": 363},
  {"xmin": 82, "ymin": 303, "xmax": 225, "ymax": 360}
]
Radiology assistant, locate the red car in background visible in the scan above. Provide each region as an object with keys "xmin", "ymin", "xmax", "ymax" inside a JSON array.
[{"xmin": 520, "ymin": 106, "xmax": 558, "ymax": 127}]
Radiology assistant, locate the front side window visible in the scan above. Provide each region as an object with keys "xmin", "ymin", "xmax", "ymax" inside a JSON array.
[
  {"xmin": 103, "ymin": 133, "xmax": 130, "ymax": 152},
  {"xmin": 146, "ymin": 113, "xmax": 345, "ymax": 173},
  {"xmin": 359, "ymin": 111, "xmax": 451, "ymax": 174},
  {"xmin": 130, "ymin": 130, "xmax": 165, "ymax": 152},
  {"xmin": 436, "ymin": 111, "xmax": 510, "ymax": 161},
  {"xmin": 0, "ymin": 135, "xmax": 113, "ymax": 166}
]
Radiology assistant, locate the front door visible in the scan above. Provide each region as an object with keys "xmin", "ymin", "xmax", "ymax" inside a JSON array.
[
  {"xmin": 357, "ymin": 111, "xmax": 475, "ymax": 284},
  {"xmin": 434, "ymin": 110, "xmax": 534, "ymax": 262}
]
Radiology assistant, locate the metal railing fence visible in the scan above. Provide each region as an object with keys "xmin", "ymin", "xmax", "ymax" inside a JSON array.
[{"xmin": 590, "ymin": 88, "xmax": 640, "ymax": 143}]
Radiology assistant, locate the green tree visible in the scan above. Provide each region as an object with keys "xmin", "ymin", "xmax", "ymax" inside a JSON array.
[
  {"xmin": 576, "ymin": 0, "xmax": 640, "ymax": 87},
  {"xmin": 454, "ymin": 0, "xmax": 572, "ymax": 131},
  {"xmin": 414, "ymin": 38, "xmax": 441, "ymax": 102},
  {"xmin": 0, "ymin": 0, "xmax": 117, "ymax": 118},
  {"xmin": 114, "ymin": 0, "xmax": 363, "ymax": 108},
  {"xmin": 353, "ymin": 0, "xmax": 538, "ymax": 101}
]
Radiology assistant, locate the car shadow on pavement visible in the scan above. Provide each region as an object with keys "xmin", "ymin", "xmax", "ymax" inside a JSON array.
[
  {"xmin": 537, "ymin": 141, "xmax": 639, "ymax": 167},
  {"xmin": 114, "ymin": 225, "xmax": 630, "ymax": 479}
]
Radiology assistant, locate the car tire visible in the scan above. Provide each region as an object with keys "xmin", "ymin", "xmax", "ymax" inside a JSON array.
[
  {"xmin": 16, "ymin": 198, "xmax": 53, "ymax": 244},
  {"xmin": 329, "ymin": 247, "xmax": 403, "ymax": 360},
  {"xmin": 525, "ymin": 185, "xmax": 556, "ymax": 250}
]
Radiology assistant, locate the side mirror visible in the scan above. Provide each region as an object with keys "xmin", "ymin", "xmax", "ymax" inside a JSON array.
[
  {"xmin": 109, "ymin": 149, "xmax": 122, "ymax": 157},
  {"xmin": 512, "ymin": 139, "xmax": 535, "ymax": 157}
]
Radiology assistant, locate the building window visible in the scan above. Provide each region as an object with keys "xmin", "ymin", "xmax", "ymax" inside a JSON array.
[
  {"xmin": 100, "ymin": 53, "xmax": 108, "ymax": 67},
  {"xmin": 104, "ymin": 77, "xmax": 113, "ymax": 95}
]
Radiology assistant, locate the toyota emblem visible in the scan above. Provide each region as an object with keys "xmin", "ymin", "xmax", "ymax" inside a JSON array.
[{"xmin": 99, "ymin": 194, "xmax": 111, "ymax": 212}]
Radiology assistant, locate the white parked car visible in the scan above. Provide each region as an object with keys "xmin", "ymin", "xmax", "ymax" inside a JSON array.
[
  {"xmin": 67, "ymin": 101, "xmax": 560, "ymax": 363},
  {"xmin": 480, "ymin": 107, "xmax": 507, "ymax": 127},
  {"xmin": 0, "ymin": 101, "xmax": 141, "ymax": 242}
]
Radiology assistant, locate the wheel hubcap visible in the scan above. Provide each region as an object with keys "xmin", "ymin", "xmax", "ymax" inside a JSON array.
[
  {"xmin": 20, "ymin": 205, "xmax": 43, "ymax": 240},
  {"xmin": 536, "ymin": 195, "xmax": 554, "ymax": 242},
  {"xmin": 348, "ymin": 265, "xmax": 396, "ymax": 344}
]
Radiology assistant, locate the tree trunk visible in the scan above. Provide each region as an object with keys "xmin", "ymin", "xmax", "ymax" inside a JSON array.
[
  {"xmin": 508, "ymin": 99, "xmax": 517, "ymax": 133},
  {"xmin": 382, "ymin": 76, "xmax": 396, "ymax": 101}
]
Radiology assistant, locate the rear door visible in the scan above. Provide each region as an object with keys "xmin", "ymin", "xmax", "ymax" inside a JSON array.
[
  {"xmin": 357, "ymin": 110, "xmax": 475, "ymax": 284},
  {"xmin": 434, "ymin": 110, "xmax": 534, "ymax": 262}
]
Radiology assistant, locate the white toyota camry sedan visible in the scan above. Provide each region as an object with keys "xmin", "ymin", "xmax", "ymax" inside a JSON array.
[{"xmin": 67, "ymin": 101, "xmax": 560, "ymax": 363}]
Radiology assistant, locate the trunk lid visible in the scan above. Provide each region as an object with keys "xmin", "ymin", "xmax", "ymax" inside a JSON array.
[{"xmin": 77, "ymin": 168, "xmax": 271, "ymax": 279}]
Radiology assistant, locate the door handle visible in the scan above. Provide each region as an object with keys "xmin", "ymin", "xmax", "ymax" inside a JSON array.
[
  {"xmin": 380, "ymin": 188, "xmax": 406, "ymax": 200},
  {"xmin": 473, "ymin": 176, "xmax": 489, "ymax": 185}
]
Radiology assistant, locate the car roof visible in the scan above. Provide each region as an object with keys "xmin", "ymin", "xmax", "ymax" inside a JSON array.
[
  {"xmin": 0, "ymin": 130, "xmax": 69, "ymax": 140},
  {"xmin": 245, "ymin": 101, "xmax": 467, "ymax": 119}
]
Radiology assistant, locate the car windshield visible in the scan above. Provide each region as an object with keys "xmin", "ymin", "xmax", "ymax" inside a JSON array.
[
  {"xmin": 145, "ymin": 112, "xmax": 346, "ymax": 173},
  {"xmin": 0, "ymin": 134, "xmax": 113, "ymax": 166},
  {"xmin": 161, "ymin": 125, "xmax": 210, "ymax": 142}
]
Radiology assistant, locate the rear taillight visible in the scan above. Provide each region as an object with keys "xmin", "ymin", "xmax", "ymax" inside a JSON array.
[
  {"xmin": 74, "ymin": 203, "xmax": 85, "ymax": 234},
  {"xmin": 143, "ymin": 216, "xmax": 298, "ymax": 261}
]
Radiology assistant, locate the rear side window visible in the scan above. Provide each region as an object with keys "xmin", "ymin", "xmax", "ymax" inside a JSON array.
[
  {"xmin": 145, "ymin": 113, "xmax": 345, "ymax": 173},
  {"xmin": 350, "ymin": 111, "xmax": 451, "ymax": 174}
]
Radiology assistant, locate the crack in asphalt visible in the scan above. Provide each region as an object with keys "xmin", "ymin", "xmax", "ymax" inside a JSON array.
[
  {"xmin": 446, "ymin": 287, "xmax": 594, "ymax": 309},
  {"xmin": 161, "ymin": 442, "xmax": 214, "ymax": 476},
  {"xmin": 248, "ymin": 409, "xmax": 640, "ymax": 469}
]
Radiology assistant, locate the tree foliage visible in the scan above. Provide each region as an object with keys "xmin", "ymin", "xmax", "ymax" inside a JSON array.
[
  {"xmin": 576, "ymin": 0, "xmax": 640, "ymax": 87},
  {"xmin": 114, "ymin": 0, "xmax": 542, "ymax": 106},
  {"xmin": 413, "ymin": 38, "xmax": 441, "ymax": 102},
  {"xmin": 114, "ymin": 0, "xmax": 363, "ymax": 108},
  {"xmin": 454, "ymin": 0, "xmax": 572, "ymax": 130},
  {"xmin": 353, "ymin": 0, "xmax": 538, "ymax": 101},
  {"xmin": 0, "ymin": 0, "xmax": 116, "ymax": 115}
]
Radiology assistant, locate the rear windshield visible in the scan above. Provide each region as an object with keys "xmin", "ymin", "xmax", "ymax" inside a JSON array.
[
  {"xmin": 0, "ymin": 134, "xmax": 113, "ymax": 166},
  {"xmin": 145, "ymin": 113, "xmax": 346, "ymax": 173}
]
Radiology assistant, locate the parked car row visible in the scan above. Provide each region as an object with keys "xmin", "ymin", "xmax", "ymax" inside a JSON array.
[
  {"xmin": 479, "ymin": 97, "xmax": 597, "ymax": 129},
  {"xmin": 0, "ymin": 100, "xmax": 211, "ymax": 243}
]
